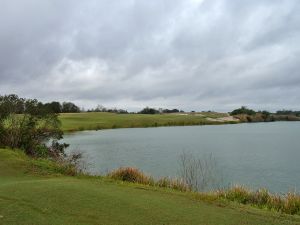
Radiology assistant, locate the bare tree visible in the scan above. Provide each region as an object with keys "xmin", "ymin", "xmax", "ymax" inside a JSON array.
[{"xmin": 178, "ymin": 152, "xmax": 222, "ymax": 191}]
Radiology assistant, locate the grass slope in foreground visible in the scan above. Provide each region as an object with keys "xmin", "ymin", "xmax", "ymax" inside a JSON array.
[
  {"xmin": 1, "ymin": 149, "xmax": 300, "ymax": 225},
  {"xmin": 59, "ymin": 112, "xmax": 236, "ymax": 132}
]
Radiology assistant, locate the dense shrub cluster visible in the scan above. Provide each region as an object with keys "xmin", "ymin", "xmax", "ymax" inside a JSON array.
[
  {"xmin": 230, "ymin": 106, "xmax": 256, "ymax": 116},
  {"xmin": 0, "ymin": 94, "xmax": 68, "ymax": 158}
]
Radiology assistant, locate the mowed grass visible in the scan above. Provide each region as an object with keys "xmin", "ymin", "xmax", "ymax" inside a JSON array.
[
  {"xmin": 1, "ymin": 148, "xmax": 300, "ymax": 225},
  {"xmin": 59, "ymin": 112, "xmax": 234, "ymax": 132}
]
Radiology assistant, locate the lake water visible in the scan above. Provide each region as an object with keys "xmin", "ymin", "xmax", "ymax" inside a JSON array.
[{"xmin": 63, "ymin": 122, "xmax": 300, "ymax": 193}]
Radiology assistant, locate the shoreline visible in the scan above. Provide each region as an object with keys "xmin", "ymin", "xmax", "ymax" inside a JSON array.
[
  {"xmin": 62, "ymin": 120, "xmax": 240, "ymax": 133},
  {"xmin": 61, "ymin": 119, "xmax": 300, "ymax": 134},
  {"xmin": 60, "ymin": 112, "xmax": 241, "ymax": 133}
]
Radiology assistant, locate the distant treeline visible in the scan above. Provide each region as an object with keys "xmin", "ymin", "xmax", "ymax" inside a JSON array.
[
  {"xmin": 138, "ymin": 107, "xmax": 184, "ymax": 114},
  {"xmin": 276, "ymin": 110, "xmax": 300, "ymax": 116},
  {"xmin": 87, "ymin": 106, "xmax": 184, "ymax": 114},
  {"xmin": 0, "ymin": 95, "xmax": 185, "ymax": 115},
  {"xmin": 1, "ymin": 94, "xmax": 299, "ymax": 117},
  {"xmin": 45, "ymin": 101, "xmax": 80, "ymax": 113},
  {"xmin": 87, "ymin": 105, "xmax": 128, "ymax": 114},
  {"xmin": 230, "ymin": 106, "xmax": 300, "ymax": 122},
  {"xmin": 0, "ymin": 94, "xmax": 81, "ymax": 114}
]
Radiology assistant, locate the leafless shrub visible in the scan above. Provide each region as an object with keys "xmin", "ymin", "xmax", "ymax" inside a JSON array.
[
  {"xmin": 178, "ymin": 152, "xmax": 221, "ymax": 192},
  {"xmin": 59, "ymin": 150, "xmax": 89, "ymax": 175},
  {"xmin": 157, "ymin": 177, "xmax": 190, "ymax": 192}
]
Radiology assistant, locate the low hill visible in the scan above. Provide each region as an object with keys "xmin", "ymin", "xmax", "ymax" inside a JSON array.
[{"xmin": 59, "ymin": 112, "xmax": 238, "ymax": 132}]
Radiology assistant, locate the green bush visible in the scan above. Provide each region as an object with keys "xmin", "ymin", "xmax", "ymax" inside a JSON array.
[
  {"xmin": 0, "ymin": 94, "xmax": 68, "ymax": 159},
  {"xmin": 230, "ymin": 106, "xmax": 256, "ymax": 116}
]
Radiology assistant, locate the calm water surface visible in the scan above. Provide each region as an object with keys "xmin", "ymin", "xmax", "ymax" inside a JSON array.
[{"xmin": 64, "ymin": 122, "xmax": 300, "ymax": 193}]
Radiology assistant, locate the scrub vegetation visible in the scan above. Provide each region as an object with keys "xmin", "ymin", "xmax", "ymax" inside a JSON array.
[
  {"xmin": 230, "ymin": 106, "xmax": 300, "ymax": 122},
  {"xmin": 0, "ymin": 94, "xmax": 68, "ymax": 158}
]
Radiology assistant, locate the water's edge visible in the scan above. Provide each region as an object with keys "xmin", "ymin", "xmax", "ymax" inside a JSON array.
[{"xmin": 64, "ymin": 122, "xmax": 300, "ymax": 193}]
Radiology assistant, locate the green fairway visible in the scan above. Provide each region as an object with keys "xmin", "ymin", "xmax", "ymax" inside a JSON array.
[
  {"xmin": 0, "ymin": 148, "xmax": 299, "ymax": 225},
  {"xmin": 59, "ymin": 112, "xmax": 235, "ymax": 132}
]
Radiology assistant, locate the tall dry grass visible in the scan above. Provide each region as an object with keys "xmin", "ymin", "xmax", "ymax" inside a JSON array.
[
  {"xmin": 107, "ymin": 167, "xmax": 189, "ymax": 192},
  {"xmin": 107, "ymin": 167, "xmax": 154, "ymax": 185},
  {"xmin": 107, "ymin": 168, "xmax": 300, "ymax": 215},
  {"xmin": 217, "ymin": 185, "xmax": 300, "ymax": 215}
]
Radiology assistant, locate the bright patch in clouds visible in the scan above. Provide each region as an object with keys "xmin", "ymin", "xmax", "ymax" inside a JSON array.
[{"xmin": 190, "ymin": 0, "xmax": 205, "ymax": 5}]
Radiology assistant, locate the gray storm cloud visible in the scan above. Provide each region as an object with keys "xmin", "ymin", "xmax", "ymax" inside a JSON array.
[{"xmin": 0, "ymin": 0, "xmax": 299, "ymax": 111}]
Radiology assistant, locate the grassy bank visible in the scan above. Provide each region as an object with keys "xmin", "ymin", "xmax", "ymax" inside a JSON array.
[
  {"xmin": 109, "ymin": 167, "xmax": 300, "ymax": 215},
  {"xmin": 59, "ymin": 112, "xmax": 237, "ymax": 132},
  {"xmin": 1, "ymin": 148, "xmax": 300, "ymax": 225}
]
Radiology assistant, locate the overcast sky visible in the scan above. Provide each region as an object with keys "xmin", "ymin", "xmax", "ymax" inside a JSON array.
[{"xmin": 0, "ymin": 0, "xmax": 299, "ymax": 112}]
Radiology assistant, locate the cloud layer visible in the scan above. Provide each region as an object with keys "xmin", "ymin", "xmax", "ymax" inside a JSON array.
[{"xmin": 1, "ymin": 0, "xmax": 299, "ymax": 111}]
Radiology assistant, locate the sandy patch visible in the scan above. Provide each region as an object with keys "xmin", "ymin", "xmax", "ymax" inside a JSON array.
[{"xmin": 206, "ymin": 116, "xmax": 239, "ymax": 122}]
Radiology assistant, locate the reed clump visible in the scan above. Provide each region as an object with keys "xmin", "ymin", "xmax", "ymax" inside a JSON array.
[
  {"xmin": 107, "ymin": 167, "xmax": 189, "ymax": 192},
  {"xmin": 157, "ymin": 177, "xmax": 190, "ymax": 192},
  {"xmin": 108, "ymin": 167, "xmax": 154, "ymax": 185},
  {"xmin": 217, "ymin": 185, "xmax": 300, "ymax": 215}
]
